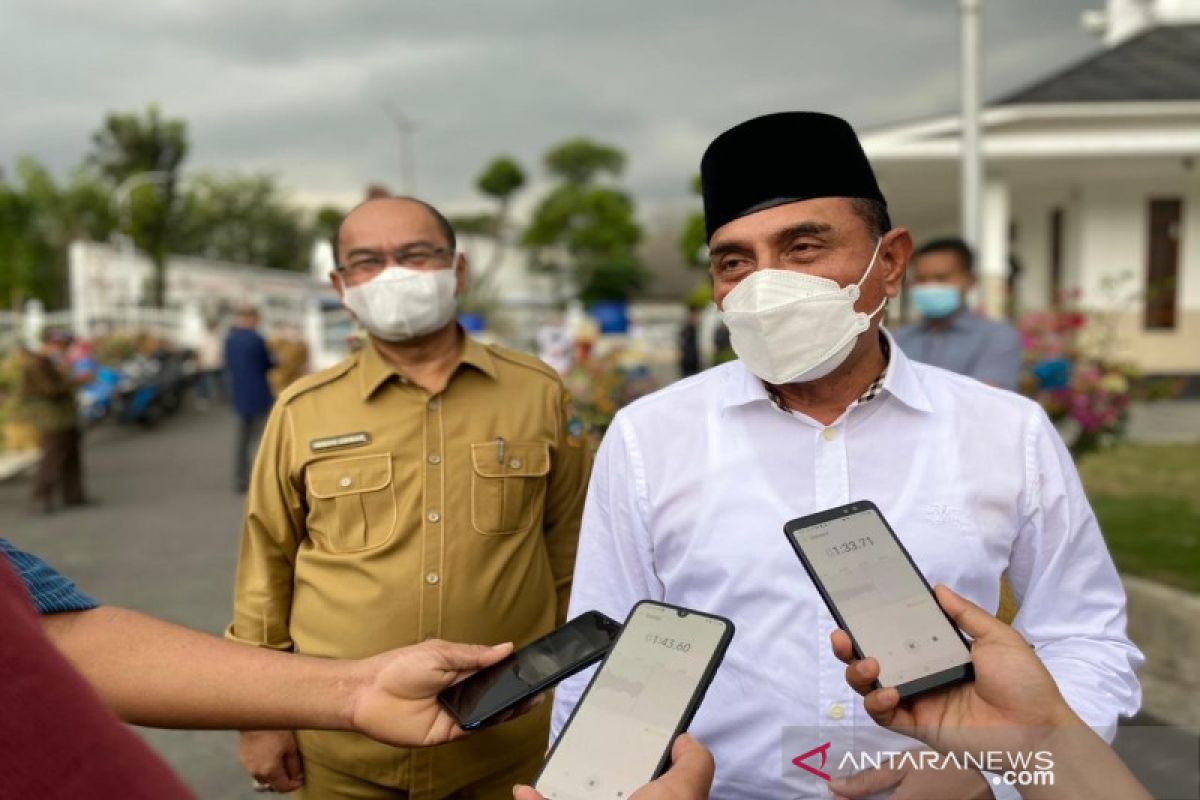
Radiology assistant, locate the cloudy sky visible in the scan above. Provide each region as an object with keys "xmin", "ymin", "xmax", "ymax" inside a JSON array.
[{"xmin": 2, "ymin": 0, "xmax": 1106, "ymax": 219}]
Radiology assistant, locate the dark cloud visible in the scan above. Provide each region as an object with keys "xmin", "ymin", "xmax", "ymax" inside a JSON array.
[{"xmin": 0, "ymin": 0, "xmax": 1102, "ymax": 215}]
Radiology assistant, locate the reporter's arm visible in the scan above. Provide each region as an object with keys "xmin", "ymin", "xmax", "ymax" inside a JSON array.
[
  {"xmin": 42, "ymin": 606, "xmax": 513, "ymax": 743},
  {"xmin": 831, "ymin": 585, "xmax": 1150, "ymax": 800},
  {"xmin": 44, "ymin": 606, "xmax": 373, "ymax": 730}
]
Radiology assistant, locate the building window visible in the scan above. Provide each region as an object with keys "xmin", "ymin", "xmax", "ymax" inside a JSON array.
[
  {"xmin": 1145, "ymin": 198, "xmax": 1182, "ymax": 330},
  {"xmin": 1048, "ymin": 207, "xmax": 1064, "ymax": 308}
]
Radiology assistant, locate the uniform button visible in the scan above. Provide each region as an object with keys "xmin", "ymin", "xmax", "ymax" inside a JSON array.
[
  {"xmin": 427, "ymin": 511, "xmax": 440, "ymax": 523},
  {"xmin": 509, "ymin": 458, "xmax": 522, "ymax": 470},
  {"xmin": 427, "ymin": 453, "xmax": 441, "ymax": 465},
  {"xmin": 822, "ymin": 427, "xmax": 839, "ymax": 442},
  {"xmin": 339, "ymin": 476, "xmax": 352, "ymax": 488},
  {"xmin": 425, "ymin": 572, "xmax": 440, "ymax": 585},
  {"xmin": 828, "ymin": 703, "xmax": 846, "ymax": 720},
  {"xmin": 428, "ymin": 398, "xmax": 440, "ymax": 411}
]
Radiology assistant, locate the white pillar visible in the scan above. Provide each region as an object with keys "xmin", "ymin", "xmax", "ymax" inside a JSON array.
[
  {"xmin": 305, "ymin": 297, "xmax": 326, "ymax": 370},
  {"xmin": 980, "ymin": 178, "xmax": 1011, "ymax": 319},
  {"xmin": 23, "ymin": 299, "xmax": 45, "ymax": 349}
]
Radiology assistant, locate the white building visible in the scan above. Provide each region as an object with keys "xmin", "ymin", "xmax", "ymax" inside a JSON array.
[{"xmin": 862, "ymin": 0, "xmax": 1200, "ymax": 377}]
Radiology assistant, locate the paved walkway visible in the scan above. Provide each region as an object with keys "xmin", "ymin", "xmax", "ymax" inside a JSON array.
[{"xmin": 2, "ymin": 407, "xmax": 1196, "ymax": 798}]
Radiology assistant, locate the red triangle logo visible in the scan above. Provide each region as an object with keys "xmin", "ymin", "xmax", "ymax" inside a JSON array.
[{"xmin": 791, "ymin": 741, "xmax": 832, "ymax": 781}]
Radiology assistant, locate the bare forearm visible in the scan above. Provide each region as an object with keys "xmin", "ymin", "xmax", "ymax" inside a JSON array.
[
  {"xmin": 41, "ymin": 607, "xmax": 367, "ymax": 731},
  {"xmin": 1019, "ymin": 721, "xmax": 1150, "ymax": 800}
]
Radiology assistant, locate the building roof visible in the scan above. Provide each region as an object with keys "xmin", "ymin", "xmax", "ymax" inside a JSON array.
[{"xmin": 998, "ymin": 24, "xmax": 1200, "ymax": 104}]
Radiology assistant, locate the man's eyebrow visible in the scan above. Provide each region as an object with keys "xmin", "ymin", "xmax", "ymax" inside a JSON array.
[
  {"xmin": 708, "ymin": 240, "xmax": 750, "ymax": 258},
  {"xmin": 771, "ymin": 222, "xmax": 834, "ymax": 246},
  {"xmin": 344, "ymin": 240, "xmax": 439, "ymax": 258},
  {"xmin": 709, "ymin": 222, "xmax": 836, "ymax": 258}
]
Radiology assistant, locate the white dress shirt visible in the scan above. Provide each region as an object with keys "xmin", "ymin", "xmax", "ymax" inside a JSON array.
[{"xmin": 552, "ymin": 332, "xmax": 1142, "ymax": 799}]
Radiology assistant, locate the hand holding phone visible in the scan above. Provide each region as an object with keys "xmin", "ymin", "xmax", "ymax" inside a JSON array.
[
  {"xmin": 438, "ymin": 611, "xmax": 621, "ymax": 731},
  {"xmin": 535, "ymin": 601, "xmax": 733, "ymax": 799},
  {"xmin": 784, "ymin": 500, "xmax": 974, "ymax": 700}
]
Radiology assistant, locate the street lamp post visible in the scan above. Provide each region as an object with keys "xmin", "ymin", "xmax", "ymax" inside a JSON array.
[
  {"xmin": 960, "ymin": 0, "xmax": 983, "ymax": 255},
  {"xmin": 383, "ymin": 103, "xmax": 418, "ymax": 195}
]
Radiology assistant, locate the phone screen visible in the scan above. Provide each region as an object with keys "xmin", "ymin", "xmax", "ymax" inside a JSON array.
[
  {"xmin": 440, "ymin": 611, "xmax": 620, "ymax": 728},
  {"xmin": 788, "ymin": 507, "xmax": 970, "ymax": 688},
  {"xmin": 536, "ymin": 603, "xmax": 731, "ymax": 799}
]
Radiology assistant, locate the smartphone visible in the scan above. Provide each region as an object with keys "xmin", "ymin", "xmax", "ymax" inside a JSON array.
[
  {"xmin": 535, "ymin": 600, "xmax": 734, "ymax": 799},
  {"xmin": 784, "ymin": 500, "xmax": 974, "ymax": 701},
  {"xmin": 438, "ymin": 611, "xmax": 621, "ymax": 731}
]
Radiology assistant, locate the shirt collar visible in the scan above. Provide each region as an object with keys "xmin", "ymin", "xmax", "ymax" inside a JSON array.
[
  {"xmin": 877, "ymin": 327, "xmax": 934, "ymax": 413},
  {"xmin": 719, "ymin": 327, "xmax": 933, "ymax": 415},
  {"xmin": 357, "ymin": 328, "xmax": 498, "ymax": 400}
]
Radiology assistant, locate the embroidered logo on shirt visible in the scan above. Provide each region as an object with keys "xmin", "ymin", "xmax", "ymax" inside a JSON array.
[
  {"xmin": 922, "ymin": 503, "xmax": 970, "ymax": 531},
  {"xmin": 310, "ymin": 432, "xmax": 371, "ymax": 452}
]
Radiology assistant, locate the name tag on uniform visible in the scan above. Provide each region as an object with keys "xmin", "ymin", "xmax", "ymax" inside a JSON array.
[{"xmin": 310, "ymin": 432, "xmax": 372, "ymax": 452}]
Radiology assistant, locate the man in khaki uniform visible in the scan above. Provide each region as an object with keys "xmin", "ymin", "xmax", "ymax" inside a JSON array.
[
  {"xmin": 228, "ymin": 197, "xmax": 590, "ymax": 799},
  {"xmin": 14, "ymin": 333, "xmax": 87, "ymax": 513}
]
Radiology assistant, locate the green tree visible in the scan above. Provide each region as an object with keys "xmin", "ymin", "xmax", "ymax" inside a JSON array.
[
  {"xmin": 0, "ymin": 158, "xmax": 116, "ymax": 309},
  {"xmin": 474, "ymin": 156, "xmax": 526, "ymax": 289},
  {"xmin": 172, "ymin": 172, "xmax": 314, "ymax": 271},
  {"xmin": 88, "ymin": 104, "xmax": 189, "ymax": 307},
  {"xmin": 522, "ymin": 138, "xmax": 647, "ymax": 304},
  {"xmin": 679, "ymin": 174, "xmax": 707, "ymax": 268}
]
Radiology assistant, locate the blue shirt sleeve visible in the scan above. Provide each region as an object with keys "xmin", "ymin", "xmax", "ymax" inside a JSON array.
[{"xmin": 0, "ymin": 538, "xmax": 100, "ymax": 615}]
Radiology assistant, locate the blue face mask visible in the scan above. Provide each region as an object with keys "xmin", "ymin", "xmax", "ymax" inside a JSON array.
[{"xmin": 911, "ymin": 284, "xmax": 961, "ymax": 319}]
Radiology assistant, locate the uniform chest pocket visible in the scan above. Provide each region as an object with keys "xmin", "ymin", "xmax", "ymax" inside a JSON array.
[
  {"xmin": 470, "ymin": 441, "xmax": 550, "ymax": 535},
  {"xmin": 306, "ymin": 454, "xmax": 397, "ymax": 553}
]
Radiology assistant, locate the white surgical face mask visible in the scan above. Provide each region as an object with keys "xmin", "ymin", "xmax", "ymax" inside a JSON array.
[
  {"xmin": 719, "ymin": 239, "xmax": 887, "ymax": 385},
  {"xmin": 341, "ymin": 264, "xmax": 459, "ymax": 342}
]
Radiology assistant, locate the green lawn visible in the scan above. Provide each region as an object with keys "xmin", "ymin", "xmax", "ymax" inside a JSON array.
[{"xmin": 1078, "ymin": 445, "xmax": 1200, "ymax": 593}]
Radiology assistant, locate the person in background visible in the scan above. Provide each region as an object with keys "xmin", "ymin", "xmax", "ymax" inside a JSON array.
[
  {"xmin": 14, "ymin": 330, "xmax": 89, "ymax": 513},
  {"xmin": 268, "ymin": 322, "xmax": 310, "ymax": 395},
  {"xmin": 894, "ymin": 237, "xmax": 1022, "ymax": 390},
  {"xmin": 223, "ymin": 305, "xmax": 275, "ymax": 493},
  {"xmin": 678, "ymin": 306, "xmax": 702, "ymax": 378},
  {"xmin": 195, "ymin": 319, "xmax": 224, "ymax": 409}
]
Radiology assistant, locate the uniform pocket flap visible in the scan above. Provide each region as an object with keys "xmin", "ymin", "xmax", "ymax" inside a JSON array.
[
  {"xmin": 308, "ymin": 453, "xmax": 392, "ymax": 498},
  {"xmin": 470, "ymin": 441, "xmax": 550, "ymax": 478}
]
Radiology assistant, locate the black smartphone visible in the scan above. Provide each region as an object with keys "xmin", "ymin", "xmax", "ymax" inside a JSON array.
[
  {"xmin": 784, "ymin": 500, "xmax": 974, "ymax": 701},
  {"xmin": 438, "ymin": 611, "xmax": 621, "ymax": 731},
  {"xmin": 534, "ymin": 600, "xmax": 734, "ymax": 799}
]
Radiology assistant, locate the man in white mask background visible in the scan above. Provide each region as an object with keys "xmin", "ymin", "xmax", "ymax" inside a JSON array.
[
  {"xmin": 229, "ymin": 196, "xmax": 590, "ymax": 798},
  {"xmin": 552, "ymin": 113, "xmax": 1141, "ymax": 799}
]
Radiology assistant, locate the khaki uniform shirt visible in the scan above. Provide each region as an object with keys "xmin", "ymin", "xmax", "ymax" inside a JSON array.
[
  {"xmin": 12, "ymin": 352, "xmax": 77, "ymax": 433},
  {"xmin": 227, "ymin": 335, "xmax": 590, "ymax": 797}
]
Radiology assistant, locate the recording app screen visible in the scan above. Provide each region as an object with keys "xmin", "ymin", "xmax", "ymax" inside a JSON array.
[
  {"xmin": 445, "ymin": 613, "xmax": 617, "ymax": 724},
  {"xmin": 537, "ymin": 605, "xmax": 727, "ymax": 799},
  {"xmin": 790, "ymin": 510, "xmax": 970, "ymax": 687}
]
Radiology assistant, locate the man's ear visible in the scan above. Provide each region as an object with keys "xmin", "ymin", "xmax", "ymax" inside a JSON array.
[
  {"xmin": 455, "ymin": 253, "xmax": 469, "ymax": 296},
  {"xmin": 881, "ymin": 228, "xmax": 913, "ymax": 300},
  {"xmin": 329, "ymin": 271, "xmax": 345, "ymax": 300}
]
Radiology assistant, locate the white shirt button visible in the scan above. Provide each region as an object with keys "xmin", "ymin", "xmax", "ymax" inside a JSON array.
[
  {"xmin": 428, "ymin": 453, "xmax": 441, "ymax": 465},
  {"xmin": 828, "ymin": 703, "xmax": 846, "ymax": 720},
  {"xmin": 425, "ymin": 572, "xmax": 439, "ymax": 585},
  {"xmin": 822, "ymin": 427, "xmax": 839, "ymax": 442},
  {"xmin": 427, "ymin": 511, "xmax": 440, "ymax": 523},
  {"xmin": 509, "ymin": 458, "xmax": 523, "ymax": 470},
  {"xmin": 339, "ymin": 476, "xmax": 352, "ymax": 488}
]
